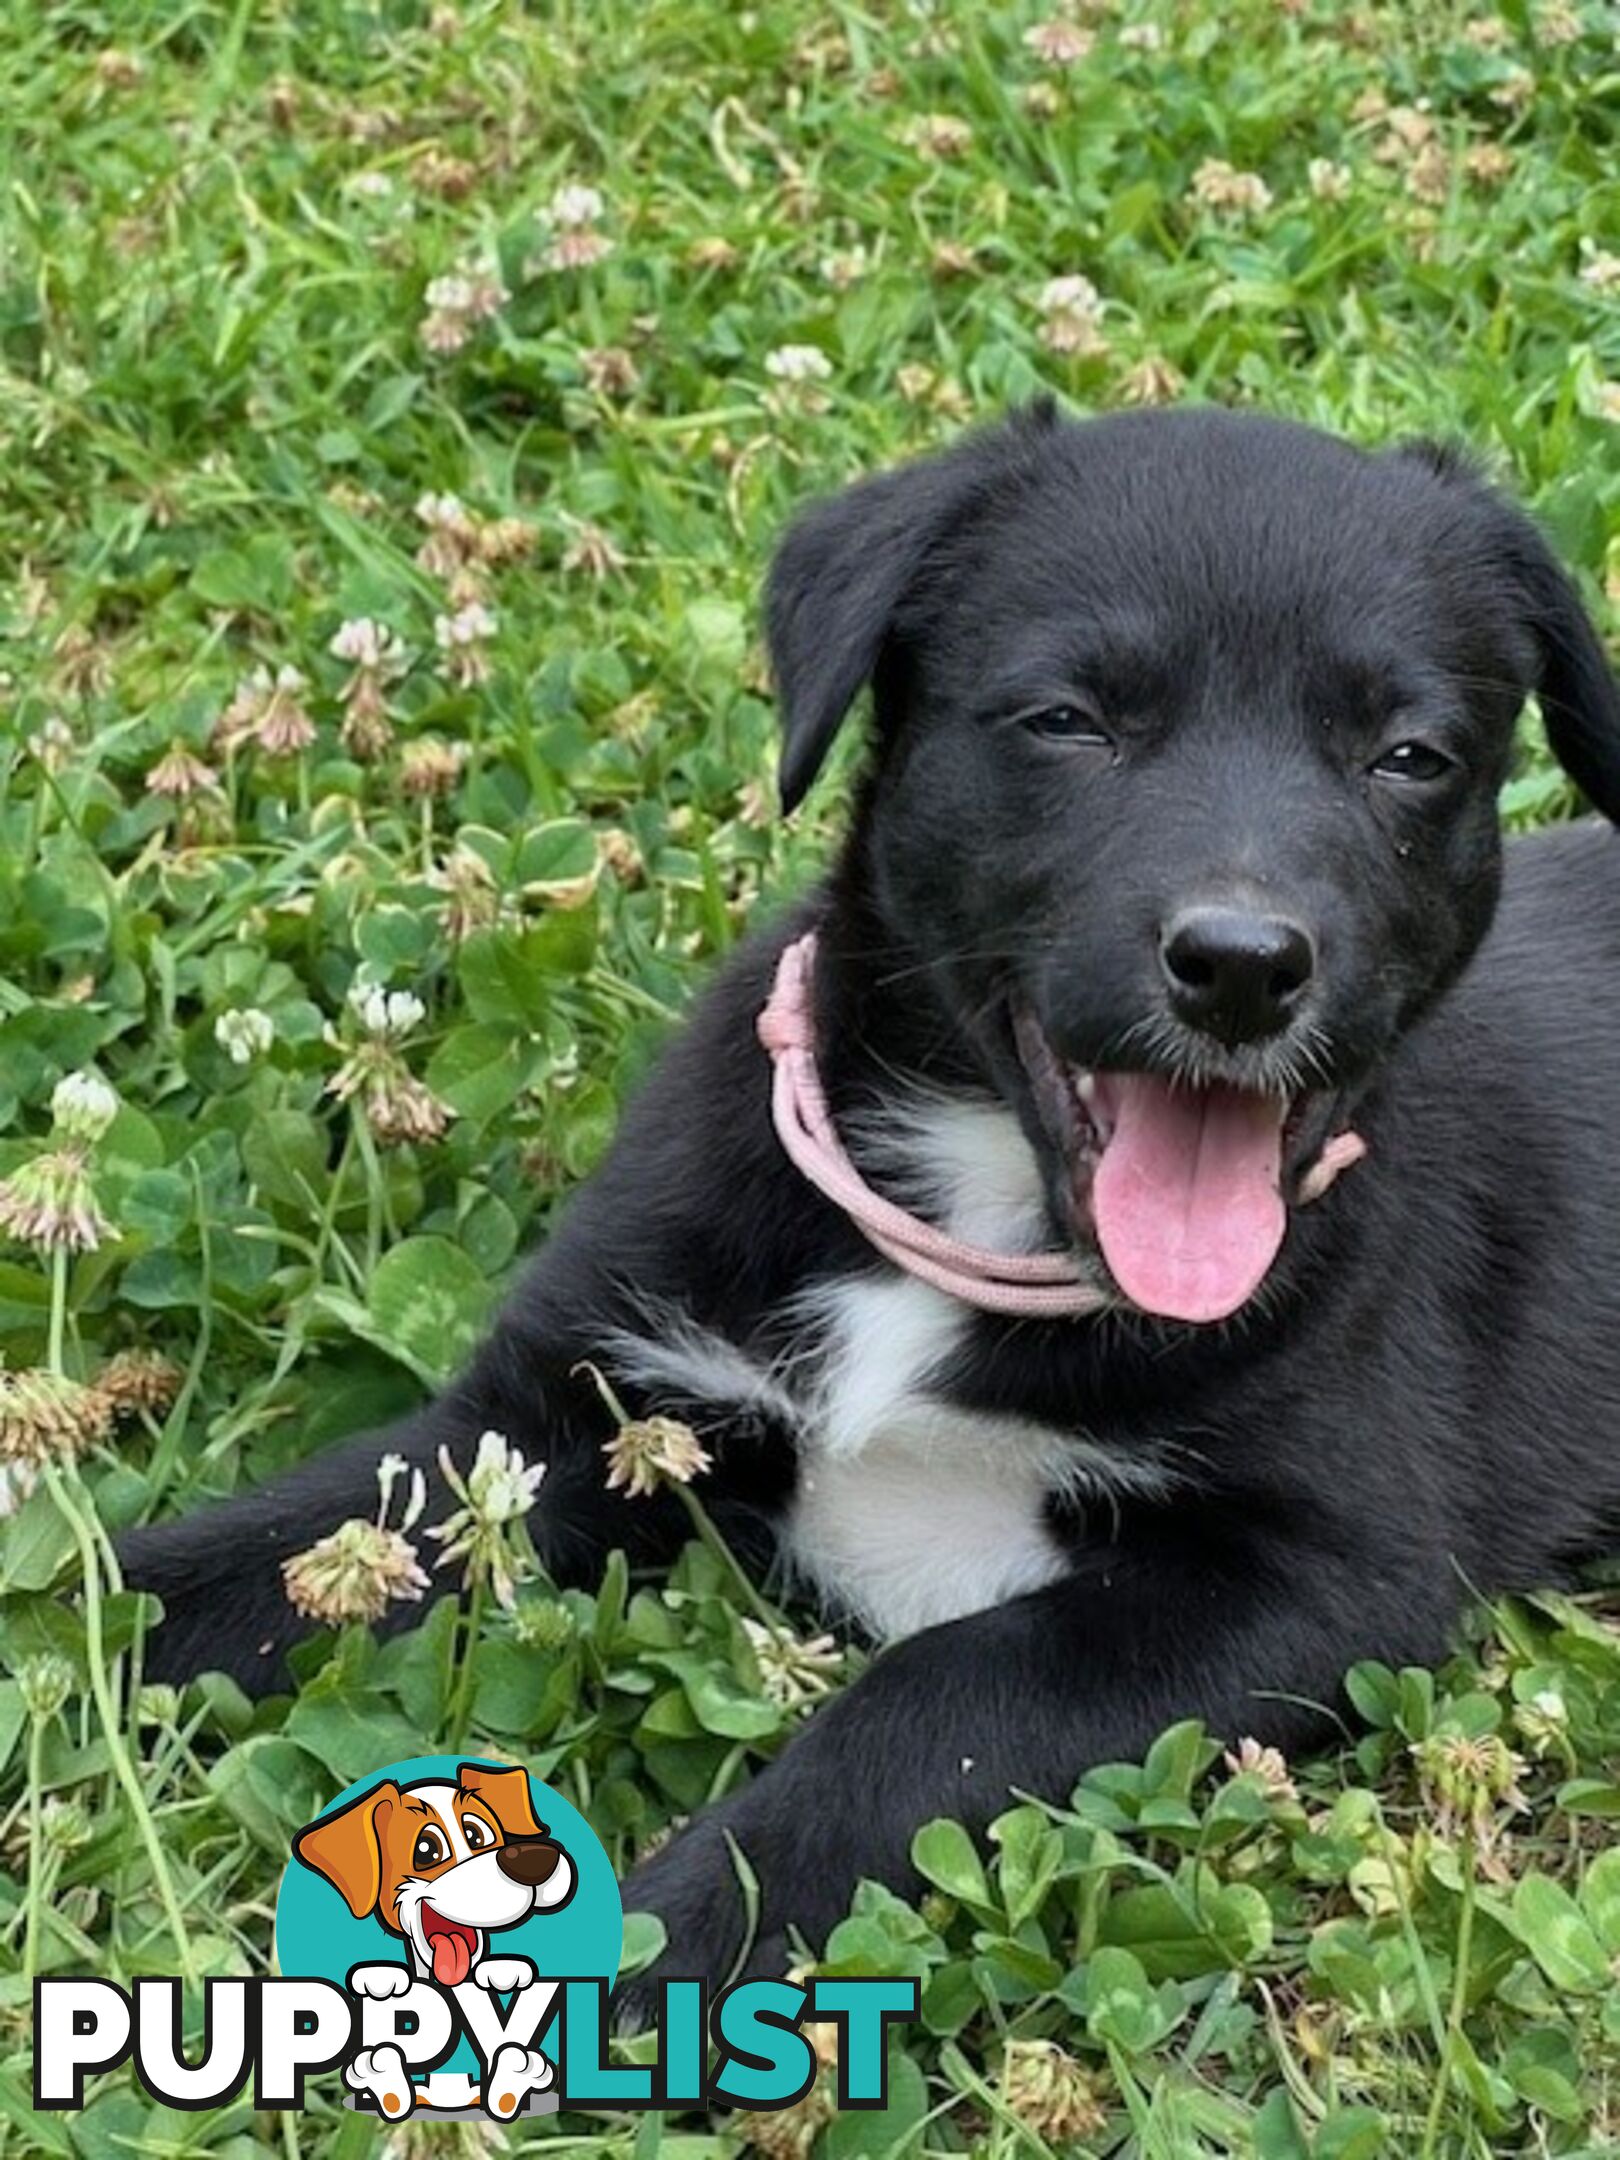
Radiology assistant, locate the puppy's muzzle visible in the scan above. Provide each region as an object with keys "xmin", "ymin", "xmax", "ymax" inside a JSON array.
[
  {"xmin": 1160, "ymin": 904, "xmax": 1315, "ymax": 1045},
  {"xmin": 497, "ymin": 1835, "xmax": 566, "ymax": 1887}
]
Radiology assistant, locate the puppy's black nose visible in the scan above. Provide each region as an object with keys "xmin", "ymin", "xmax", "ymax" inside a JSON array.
[{"xmin": 1159, "ymin": 906, "xmax": 1314, "ymax": 1045}]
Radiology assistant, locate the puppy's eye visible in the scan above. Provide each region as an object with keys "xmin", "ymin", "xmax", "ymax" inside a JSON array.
[
  {"xmin": 412, "ymin": 1828, "xmax": 448, "ymax": 1870},
  {"xmin": 1018, "ymin": 702, "xmax": 1114, "ymax": 748},
  {"xmin": 1369, "ymin": 740, "xmax": 1454, "ymax": 783},
  {"xmin": 461, "ymin": 1816, "xmax": 493, "ymax": 1851}
]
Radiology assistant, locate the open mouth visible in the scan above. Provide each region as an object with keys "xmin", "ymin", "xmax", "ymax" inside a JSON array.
[
  {"xmin": 419, "ymin": 1903, "xmax": 480, "ymax": 1985},
  {"xmin": 1012, "ymin": 1003, "xmax": 1340, "ymax": 1326}
]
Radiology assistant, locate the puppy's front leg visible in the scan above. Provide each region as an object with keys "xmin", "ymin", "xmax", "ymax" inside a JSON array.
[
  {"xmin": 617, "ymin": 1498, "xmax": 1458, "ymax": 2007},
  {"xmin": 120, "ymin": 1353, "xmax": 703, "ymax": 1689}
]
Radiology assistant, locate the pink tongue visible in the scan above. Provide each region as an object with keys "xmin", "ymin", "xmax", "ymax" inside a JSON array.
[
  {"xmin": 431, "ymin": 1930, "xmax": 471, "ymax": 1985},
  {"xmin": 1090, "ymin": 1075, "xmax": 1287, "ymax": 1323}
]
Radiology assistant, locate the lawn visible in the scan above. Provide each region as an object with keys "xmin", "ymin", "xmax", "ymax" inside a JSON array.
[{"xmin": 2, "ymin": 0, "xmax": 1620, "ymax": 2152}]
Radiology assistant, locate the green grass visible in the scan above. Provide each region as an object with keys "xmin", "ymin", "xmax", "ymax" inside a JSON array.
[{"xmin": 2, "ymin": 0, "xmax": 1620, "ymax": 2152}]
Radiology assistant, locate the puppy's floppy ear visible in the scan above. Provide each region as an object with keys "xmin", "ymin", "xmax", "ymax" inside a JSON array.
[
  {"xmin": 1401, "ymin": 438, "xmax": 1620, "ymax": 822},
  {"xmin": 458, "ymin": 1761, "xmax": 545, "ymax": 1839},
  {"xmin": 293, "ymin": 1780, "xmax": 400, "ymax": 1917},
  {"xmin": 1500, "ymin": 514, "xmax": 1620, "ymax": 824},
  {"xmin": 765, "ymin": 407, "xmax": 1054, "ymax": 811}
]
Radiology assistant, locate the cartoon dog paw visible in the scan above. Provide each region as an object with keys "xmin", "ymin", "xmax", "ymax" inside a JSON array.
[
  {"xmin": 345, "ymin": 2044, "xmax": 414, "ymax": 2120},
  {"xmin": 473, "ymin": 1955, "xmax": 536, "ymax": 1994},
  {"xmin": 349, "ymin": 1963, "xmax": 413, "ymax": 2000},
  {"xmin": 483, "ymin": 2044, "xmax": 554, "ymax": 2120}
]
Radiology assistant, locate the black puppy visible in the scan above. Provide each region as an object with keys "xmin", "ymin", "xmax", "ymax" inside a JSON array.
[{"xmin": 124, "ymin": 405, "xmax": 1620, "ymax": 1997}]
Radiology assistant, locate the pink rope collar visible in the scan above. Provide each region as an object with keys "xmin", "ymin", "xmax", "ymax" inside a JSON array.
[{"xmin": 757, "ymin": 930, "xmax": 1366, "ymax": 1320}]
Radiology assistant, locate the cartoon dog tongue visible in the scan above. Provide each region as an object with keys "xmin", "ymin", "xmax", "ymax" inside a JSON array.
[
  {"xmin": 1090, "ymin": 1074, "xmax": 1288, "ymax": 1324},
  {"xmin": 428, "ymin": 1923, "xmax": 473, "ymax": 1986}
]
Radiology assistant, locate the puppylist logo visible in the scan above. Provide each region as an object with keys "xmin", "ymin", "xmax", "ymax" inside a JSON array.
[{"xmin": 34, "ymin": 1754, "xmax": 918, "ymax": 2122}]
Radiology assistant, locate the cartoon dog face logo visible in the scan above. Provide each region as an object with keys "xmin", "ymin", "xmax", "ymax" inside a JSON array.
[{"xmin": 294, "ymin": 1762, "xmax": 575, "ymax": 1987}]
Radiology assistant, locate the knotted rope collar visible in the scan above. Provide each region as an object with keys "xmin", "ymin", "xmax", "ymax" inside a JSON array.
[{"xmin": 756, "ymin": 929, "xmax": 1367, "ymax": 1320}]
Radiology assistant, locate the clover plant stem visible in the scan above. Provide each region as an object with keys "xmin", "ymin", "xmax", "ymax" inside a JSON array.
[
  {"xmin": 672, "ymin": 1480, "xmax": 785, "ymax": 1634},
  {"xmin": 47, "ymin": 1243, "xmax": 67, "ymax": 1377},
  {"xmin": 44, "ymin": 1464, "xmax": 199, "ymax": 1989},
  {"xmin": 1420, "ymin": 1838, "xmax": 1477, "ymax": 2160},
  {"xmin": 23, "ymin": 1712, "xmax": 46, "ymax": 1985}
]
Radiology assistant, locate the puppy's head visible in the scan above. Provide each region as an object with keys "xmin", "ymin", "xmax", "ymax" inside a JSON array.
[
  {"xmin": 768, "ymin": 405, "xmax": 1620, "ymax": 1324},
  {"xmin": 294, "ymin": 1763, "xmax": 574, "ymax": 1985}
]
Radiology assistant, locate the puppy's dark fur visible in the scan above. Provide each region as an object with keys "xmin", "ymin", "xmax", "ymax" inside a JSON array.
[{"xmin": 124, "ymin": 407, "xmax": 1620, "ymax": 2000}]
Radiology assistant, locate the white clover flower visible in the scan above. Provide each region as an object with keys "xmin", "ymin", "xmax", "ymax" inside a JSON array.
[
  {"xmin": 349, "ymin": 984, "xmax": 427, "ymax": 1039},
  {"xmin": 463, "ymin": 269, "xmax": 510, "ymax": 321},
  {"xmin": 282, "ymin": 1519, "xmax": 430, "ymax": 1626},
  {"xmin": 1308, "ymin": 158, "xmax": 1352, "ymax": 202},
  {"xmin": 434, "ymin": 600, "xmax": 498, "ymax": 649},
  {"xmin": 1188, "ymin": 159, "xmax": 1274, "ymax": 216},
  {"xmin": 549, "ymin": 182, "xmax": 606, "ymax": 228},
  {"xmin": 28, "ymin": 716, "xmax": 74, "ymax": 770},
  {"xmin": 1022, "ymin": 20, "xmax": 1094, "ymax": 63},
  {"xmin": 765, "ymin": 344, "xmax": 834, "ymax": 384},
  {"xmin": 434, "ymin": 601, "xmax": 499, "ymax": 685},
  {"xmin": 536, "ymin": 228, "xmax": 614, "ymax": 273},
  {"xmin": 1036, "ymin": 275, "xmax": 1109, "ymax": 357},
  {"xmin": 51, "ymin": 1071, "xmax": 118, "ymax": 1144},
  {"xmin": 601, "ymin": 1413, "xmax": 713, "ymax": 1499},
  {"xmin": 214, "ymin": 1008, "xmax": 275, "ymax": 1066},
  {"xmin": 1, "ymin": 1370, "xmax": 112, "ymax": 1474},
  {"xmin": 253, "ymin": 667, "xmax": 317, "ymax": 757},
  {"xmin": 16, "ymin": 1653, "xmax": 76, "ymax": 1720},
  {"xmin": 415, "ymin": 489, "xmax": 469, "ymax": 529},
  {"xmin": 376, "ymin": 1450, "xmax": 427, "ymax": 1532},
  {"xmin": 463, "ymin": 1429, "xmax": 543, "ymax": 1520},
  {"xmin": 0, "ymin": 1156, "xmax": 110, "ymax": 1253},
  {"xmin": 1038, "ymin": 273, "xmax": 1102, "ymax": 318},
  {"xmin": 435, "ymin": 267, "xmax": 505, "ymax": 320},
  {"xmin": 420, "ymin": 263, "xmax": 508, "ymax": 355},
  {"xmin": 427, "ymin": 1429, "xmax": 545, "ymax": 1607},
  {"xmin": 740, "ymin": 1618, "xmax": 844, "ymax": 1710},
  {"xmin": 329, "ymin": 617, "xmax": 407, "ymax": 672},
  {"xmin": 385, "ymin": 990, "xmax": 426, "ymax": 1036},
  {"xmin": 425, "ymin": 273, "xmax": 477, "ymax": 313},
  {"xmin": 820, "ymin": 247, "xmax": 868, "ymax": 290}
]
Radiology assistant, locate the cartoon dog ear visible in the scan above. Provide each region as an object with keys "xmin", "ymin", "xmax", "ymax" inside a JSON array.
[
  {"xmin": 1399, "ymin": 439, "xmax": 1620, "ymax": 824},
  {"xmin": 765, "ymin": 406, "xmax": 1058, "ymax": 812},
  {"xmin": 293, "ymin": 1780, "xmax": 400, "ymax": 1917},
  {"xmin": 457, "ymin": 1762, "xmax": 545, "ymax": 1839}
]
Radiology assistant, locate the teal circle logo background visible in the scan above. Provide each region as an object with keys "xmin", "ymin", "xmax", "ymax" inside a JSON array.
[{"xmin": 274, "ymin": 1754, "xmax": 620, "ymax": 2072}]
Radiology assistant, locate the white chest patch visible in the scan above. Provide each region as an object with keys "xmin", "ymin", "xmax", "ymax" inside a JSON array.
[
  {"xmin": 785, "ymin": 1304, "xmax": 1082, "ymax": 1638},
  {"xmin": 609, "ymin": 1094, "xmax": 1169, "ymax": 1643}
]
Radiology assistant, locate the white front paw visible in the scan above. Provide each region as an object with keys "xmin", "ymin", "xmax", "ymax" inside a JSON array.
[
  {"xmin": 483, "ymin": 2043, "xmax": 554, "ymax": 2121},
  {"xmin": 349, "ymin": 1962, "xmax": 413, "ymax": 1999},
  {"xmin": 345, "ymin": 2044, "xmax": 414, "ymax": 2121},
  {"xmin": 474, "ymin": 1955, "xmax": 535, "ymax": 1993}
]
